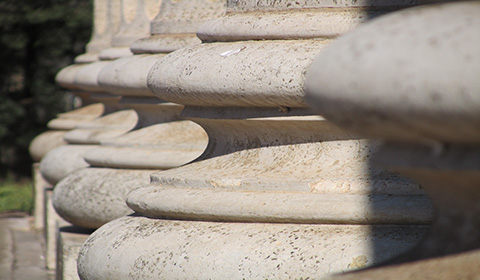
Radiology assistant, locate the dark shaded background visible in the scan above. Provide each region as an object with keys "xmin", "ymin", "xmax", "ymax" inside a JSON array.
[{"xmin": 0, "ymin": 0, "xmax": 92, "ymax": 179}]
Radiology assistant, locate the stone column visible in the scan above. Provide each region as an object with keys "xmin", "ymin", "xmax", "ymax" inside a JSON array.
[
  {"xmin": 77, "ymin": 1, "xmax": 434, "ymax": 279},
  {"xmin": 28, "ymin": 0, "xmax": 119, "ymax": 231},
  {"xmin": 306, "ymin": 1, "xmax": 480, "ymax": 278},
  {"xmin": 52, "ymin": 0, "xmax": 225, "ymax": 230},
  {"xmin": 30, "ymin": 0, "xmax": 122, "ymax": 272}
]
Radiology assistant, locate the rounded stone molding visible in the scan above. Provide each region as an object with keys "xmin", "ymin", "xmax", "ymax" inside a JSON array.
[
  {"xmin": 84, "ymin": 120, "xmax": 208, "ymax": 169},
  {"xmin": 147, "ymin": 40, "xmax": 331, "ymax": 107},
  {"xmin": 306, "ymin": 1, "xmax": 480, "ymax": 144},
  {"xmin": 78, "ymin": 215, "xmax": 428, "ymax": 279},
  {"xmin": 98, "ymin": 54, "xmax": 166, "ymax": 97},
  {"xmin": 29, "ymin": 131, "xmax": 67, "ymax": 162},
  {"xmin": 304, "ymin": 1, "xmax": 480, "ymax": 277},
  {"xmin": 52, "ymin": 168, "xmax": 154, "ymax": 229},
  {"xmin": 63, "ymin": 109, "xmax": 139, "ymax": 144},
  {"xmin": 39, "ymin": 145, "xmax": 95, "ymax": 185},
  {"xmin": 47, "ymin": 103, "xmax": 105, "ymax": 130}
]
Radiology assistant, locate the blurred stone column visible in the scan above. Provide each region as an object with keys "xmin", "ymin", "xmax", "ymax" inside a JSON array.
[
  {"xmin": 77, "ymin": 1, "xmax": 434, "ymax": 279},
  {"xmin": 28, "ymin": 0, "xmax": 119, "ymax": 232},
  {"xmin": 31, "ymin": 0, "xmax": 123, "ymax": 273},
  {"xmin": 306, "ymin": 1, "xmax": 480, "ymax": 279},
  {"xmin": 49, "ymin": 1, "xmax": 224, "ymax": 279}
]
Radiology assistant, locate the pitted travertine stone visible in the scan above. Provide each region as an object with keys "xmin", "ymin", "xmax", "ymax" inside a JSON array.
[
  {"xmin": 198, "ymin": 9, "xmax": 387, "ymax": 42},
  {"xmin": 131, "ymin": 113, "xmax": 430, "ymax": 223},
  {"xmin": 148, "ymin": 40, "xmax": 331, "ymax": 107},
  {"xmin": 227, "ymin": 0, "xmax": 415, "ymax": 11},
  {"xmin": 149, "ymin": 0, "xmax": 226, "ymax": 35},
  {"xmin": 52, "ymin": 0, "xmax": 223, "ymax": 236},
  {"xmin": 78, "ymin": 1, "xmax": 431, "ymax": 279},
  {"xmin": 63, "ymin": 109, "xmax": 139, "ymax": 144},
  {"xmin": 84, "ymin": 120, "xmax": 208, "ymax": 169},
  {"xmin": 305, "ymin": 1, "xmax": 480, "ymax": 278},
  {"xmin": 39, "ymin": 145, "xmax": 95, "ymax": 185},
  {"xmin": 128, "ymin": 184, "xmax": 431, "ymax": 224},
  {"xmin": 53, "ymin": 168, "xmax": 153, "ymax": 229},
  {"xmin": 130, "ymin": 34, "xmax": 201, "ymax": 54},
  {"xmin": 78, "ymin": 215, "xmax": 427, "ymax": 279},
  {"xmin": 130, "ymin": 0, "xmax": 225, "ymax": 53},
  {"xmin": 306, "ymin": 1, "xmax": 480, "ymax": 144}
]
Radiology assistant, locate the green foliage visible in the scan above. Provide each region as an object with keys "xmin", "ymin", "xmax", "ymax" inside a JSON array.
[
  {"xmin": 0, "ymin": 0, "xmax": 92, "ymax": 178},
  {"xmin": 0, "ymin": 178, "xmax": 33, "ymax": 214}
]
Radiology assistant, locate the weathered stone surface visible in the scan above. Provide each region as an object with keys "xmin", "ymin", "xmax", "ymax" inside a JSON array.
[
  {"xmin": 84, "ymin": 120, "xmax": 207, "ymax": 169},
  {"xmin": 148, "ymin": 40, "xmax": 330, "ymax": 107},
  {"xmin": 306, "ymin": 1, "xmax": 480, "ymax": 143},
  {"xmin": 48, "ymin": 103, "xmax": 105, "ymax": 130},
  {"xmin": 149, "ymin": 0, "xmax": 226, "ymax": 35},
  {"xmin": 226, "ymin": 0, "xmax": 417, "ymax": 12},
  {"xmin": 63, "ymin": 109, "xmax": 138, "ymax": 144},
  {"xmin": 127, "ymin": 184, "xmax": 431, "ymax": 224},
  {"xmin": 52, "ymin": 168, "xmax": 153, "ymax": 229},
  {"xmin": 78, "ymin": 215, "xmax": 428, "ymax": 279},
  {"xmin": 39, "ymin": 145, "xmax": 94, "ymax": 185},
  {"xmin": 305, "ymin": 1, "xmax": 480, "ymax": 278},
  {"xmin": 98, "ymin": 54, "xmax": 166, "ymax": 97},
  {"xmin": 198, "ymin": 9, "xmax": 386, "ymax": 42}
]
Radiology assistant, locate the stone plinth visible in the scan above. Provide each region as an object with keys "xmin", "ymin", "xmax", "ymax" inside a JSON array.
[
  {"xmin": 77, "ymin": 1, "xmax": 434, "ymax": 279},
  {"xmin": 306, "ymin": 1, "xmax": 480, "ymax": 278}
]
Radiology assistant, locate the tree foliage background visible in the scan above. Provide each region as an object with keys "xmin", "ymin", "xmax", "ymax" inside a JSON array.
[{"xmin": 0, "ymin": 0, "xmax": 92, "ymax": 179}]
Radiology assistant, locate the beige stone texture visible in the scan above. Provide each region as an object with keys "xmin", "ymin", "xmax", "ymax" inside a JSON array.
[
  {"xmin": 78, "ymin": 215, "xmax": 427, "ymax": 279},
  {"xmin": 130, "ymin": 0, "xmax": 225, "ymax": 53},
  {"xmin": 75, "ymin": 1, "xmax": 438, "ymax": 279},
  {"xmin": 148, "ymin": 40, "xmax": 331, "ymax": 107},
  {"xmin": 51, "ymin": 0, "xmax": 227, "ymax": 234},
  {"xmin": 149, "ymin": 0, "xmax": 226, "ymax": 35},
  {"xmin": 63, "ymin": 109, "xmax": 139, "ymax": 144},
  {"xmin": 84, "ymin": 120, "xmax": 207, "ymax": 169},
  {"xmin": 48, "ymin": 103, "xmax": 104, "ymax": 130},
  {"xmin": 306, "ymin": 1, "xmax": 480, "ymax": 144},
  {"xmin": 29, "ymin": 131, "xmax": 67, "ymax": 162},
  {"xmin": 39, "ymin": 145, "xmax": 95, "ymax": 185},
  {"xmin": 98, "ymin": 0, "xmax": 162, "ymax": 60},
  {"xmin": 52, "ymin": 168, "xmax": 153, "ymax": 229},
  {"xmin": 305, "ymin": 1, "xmax": 480, "ymax": 278},
  {"xmin": 98, "ymin": 54, "xmax": 165, "ymax": 97},
  {"xmin": 75, "ymin": 0, "xmax": 122, "ymax": 63}
]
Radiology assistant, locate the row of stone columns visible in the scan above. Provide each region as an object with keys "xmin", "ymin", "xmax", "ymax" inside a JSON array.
[{"xmin": 30, "ymin": 0, "xmax": 480, "ymax": 279}]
